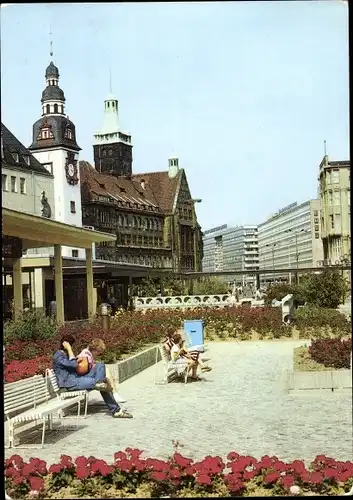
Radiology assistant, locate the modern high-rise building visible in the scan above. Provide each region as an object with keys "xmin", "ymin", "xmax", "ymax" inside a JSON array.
[
  {"xmin": 258, "ymin": 200, "xmax": 324, "ymax": 283},
  {"xmin": 318, "ymin": 155, "xmax": 350, "ymax": 264},
  {"xmin": 202, "ymin": 224, "xmax": 259, "ymax": 285}
]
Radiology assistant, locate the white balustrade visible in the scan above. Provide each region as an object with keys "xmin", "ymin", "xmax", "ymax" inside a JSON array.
[
  {"xmin": 134, "ymin": 294, "xmax": 232, "ymax": 310},
  {"xmin": 134, "ymin": 294, "xmax": 265, "ymax": 310}
]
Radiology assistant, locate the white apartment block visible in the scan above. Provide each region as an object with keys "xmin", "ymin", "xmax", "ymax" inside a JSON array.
[
  {"xmin": 202, "ymin": 224, "xmax": 259, "ymax": 286},
  {"xmin": 318, "ymin": 156, "xmax": 350, "ymax": 264},
  {"xmin": 258, "ymin": 200, "xmax": 324, "ymax": 283}
]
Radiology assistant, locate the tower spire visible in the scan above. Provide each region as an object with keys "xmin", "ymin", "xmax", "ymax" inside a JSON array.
[{"xmin": 49, "ymin": 25, "xmax": 53, "ymax": 59}]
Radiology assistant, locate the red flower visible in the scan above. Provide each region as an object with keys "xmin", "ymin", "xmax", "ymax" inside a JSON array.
[
  {"xmin": 173, "ymin": 453, "xmax": 193, "ymax": 469},
  {"xmin": 184, "ymin": 466, "xmax": 196, "ymax": 476},
  {"xmin": 60, "ymin": 455, "xmax": 73, "ymax": 468},
  {"xmin": 145, "ymin": 458, "xmax": 169, "ymax": 472},
  {"xmin": 114, "ymin": 451, "xmax": 127, "ymax": 461},
  {"xmin": 76, "ymin": 465, "xmax": 90, "ymax": 480},
  {"xmin": 196, "ymin": 473, "xmax": 212, "ymax": 485},
  {"xmin": 227, "ymin": 451, "xmax": 240, "ymax": 461},
  {"xmin": 49, "ymin": 464, "xmax": 63, "ymax": 474},
  {"xmin": 300, "ymin": 470, "xmax": 311, "ymax": 483},
  {"xmin": 125, "ymin": 447, "xmax": 143, "ymax": 460},
  {"xmin": 13, "ymin": 476, "xmax": 26, "ymax": 485},
  {"xmin": 323, "ymin": 468, "xmax": 339, "ymax": 480},
  {"xmin": 75, "ymin": 456, "xmax": 88, "ymax": 467},
  {"xmin": 337, "ymin": 471, "xmax": 352, "ymax": 483},
  {"xmin": 273, "ymin": 460, "xmax": 287, "ymax": 472},
  {"xmin": 29, "ymin": 477, "xmax": 44, "ymax": 492},
  {"xmin": 310, "ymin": 471, "xmax": 323, "ymax": 485},
  {"xmin": 242, "ymin": 470, "xmax": 257, "ymax": 481},
  {"xmin": 151, "ymin": 471, "xmax": 167, "ymax": 481},
  {"xmin": 280, "ymin": 474, "xmax": 294, "ymax": 489},
  {"xmin": 264, "ymin": 472, "xmax": 280, "ymax": 484},
  {"xmin": 115, "ymin": 459, "xmax": 133, "ymax": 472}
]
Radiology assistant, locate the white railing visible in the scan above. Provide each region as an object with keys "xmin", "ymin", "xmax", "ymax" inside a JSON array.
[
  {"xmin": 134, "ymin": 294, "xmax": 265, "ymax": 310},
  {"xmin": 134, "ymin": 294, "xmax": 233, "ymax": 310}
]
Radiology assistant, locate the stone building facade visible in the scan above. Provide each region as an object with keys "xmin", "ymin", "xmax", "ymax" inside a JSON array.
[{"xmin": 81, "ymin": 91, "xmax": 203, "ymax": 272}]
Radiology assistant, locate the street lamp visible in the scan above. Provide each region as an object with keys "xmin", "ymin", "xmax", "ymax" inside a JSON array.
[
  {"xmin": 186, "ymin": 198, "xmax": 202, "ymax": 271},
  {"xmin": 284, "ymin": 228, "xmax": 310, "ymax": 284},
  {"xmin": 265, "ymin": 243, "xmax": 277, "ymax": 282}
]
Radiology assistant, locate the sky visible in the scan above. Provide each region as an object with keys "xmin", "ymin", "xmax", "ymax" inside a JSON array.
[{"xmin": 1, "ymin": 2, "xmax": 349, "ymax": 230}]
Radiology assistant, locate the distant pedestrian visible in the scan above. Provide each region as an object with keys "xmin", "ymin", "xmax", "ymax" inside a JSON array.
[{"xmin": 49, "ymin": 298, "xmax": 57, "ymax": 323}]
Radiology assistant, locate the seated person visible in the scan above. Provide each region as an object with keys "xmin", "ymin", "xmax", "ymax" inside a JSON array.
[
  {"xmin": 173, "ymin": 328, "xmax": 212, "ymax": 373},
  {"xmin": 52, "ymin": 335, "xmax": 132, "ymax": 419},
  {"xmin": 77, "ymin": 338, "xmax": 126, "ymax": 403},
  {"xmin": 170, "ymin": 333, "xmax": 202, "ymax": 380}
]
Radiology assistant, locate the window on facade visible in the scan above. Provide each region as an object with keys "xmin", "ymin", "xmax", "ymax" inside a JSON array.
[
  {"xmin": 20, "ymin": 177, "xmax": 26, "ymax": 194},
  {"xmin": 314, "ymin": 225, "xmax": 319, "ymax": 232},
  {"xmin": 330, "ymin": 215, "xmax": 334, "ymax": 229},
  {"xmin": 334, "ymin": 214, "xmax": 341, "ymax": 231},
  {"xmin": 332, "ymin": 169, "xmax": 339, "ymax": 184},
  {"xmin": 11, "ymin": 176, "xmax": 17, "ymax": 193},
  {"xmin": 54, "ymin": 104, "xmax": 58, "ymax": 113},
  {"xmin": 333, "ymin": 190, "xmax": 340, "ymax": 205},
  {"xmin": 314, "ymin": 217, "xmax": 319, "ymax": 224},
  {"xmin": 2, "ymin": 174, "xmax": 8, "ymax": 191},
  {"xmin": 314, "ymin": 210, "xmax": 318, "ymax": 216},
  {"xmin": 328, "ymin": 191, "xmax": 333, "ymax": 206},
  {"xmin": 46, "ymin": 104, "xmax": 50, "ymax": 114},
  {"xmin": 72, "ymin": 249, "xmax": 79, "ymax": 258},
  {"xmin": 70, "ymin": 201, "xmax": 76, "ymax": 213},
  {"xmin": 43, "ymin": 163, "xmax": 53, "ymax": 174},
  {"xmin": 65, "ymin": 128, "xmax": 73, "ymax": 140}
]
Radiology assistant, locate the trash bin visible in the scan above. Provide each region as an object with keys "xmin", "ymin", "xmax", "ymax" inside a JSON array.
[
  {"xmin": 183, "ymin": 320, "xmax": 204, "ymax": 352},
  {"xmin": 100, "ymin": 302, "xmax": 112, "ymax": 330}
]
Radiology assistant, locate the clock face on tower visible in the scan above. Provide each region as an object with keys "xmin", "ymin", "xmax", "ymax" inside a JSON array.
[{"xmin": 65, "ymin": 152, "xmax": 79, "ymax": 185}]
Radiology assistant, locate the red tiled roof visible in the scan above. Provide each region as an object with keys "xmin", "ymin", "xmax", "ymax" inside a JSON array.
[
  {"xmin": 132, "ymin": 170, "xmax": 182, "ymax": 214},
  {"xmin": 79, "ymin": 161, "xmax": 160, "ymax": 211}
]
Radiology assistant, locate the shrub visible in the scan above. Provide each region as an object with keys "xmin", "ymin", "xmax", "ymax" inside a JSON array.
[
  {"xmin": 300, "ymin": 269, "xmax": 349, "ymax": 309},
  {"xmin": 192, "ymin": 277, "xmax": 229, "ymax": 295},
  {"xmin": 293, "ymin": 306, "xmax": 351, "ymax": 337},
  {"xmin": 4, "ymin": 310, "xmax": 57, "ymax": 344},
  {"xmin": 309, "ymin": 339, "xmax": 351, "ymax": 369},
  {"xmin": 5, "ymin": 448, "xmax": 353, "ymax": 499},
  {"xmin": 264, "ymin": 283, "xmax": 306, "ymax": 307}
]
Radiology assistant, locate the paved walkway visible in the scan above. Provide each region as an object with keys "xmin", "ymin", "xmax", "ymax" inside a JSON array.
[{"xmin": 5, "ymin": 340, "xmax": 352, "ymax": 465}]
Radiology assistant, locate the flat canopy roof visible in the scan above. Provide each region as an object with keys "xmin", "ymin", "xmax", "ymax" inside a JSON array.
[{"xmin": 2, "ymin": 208, "xmax": 116, "ymax": 249}]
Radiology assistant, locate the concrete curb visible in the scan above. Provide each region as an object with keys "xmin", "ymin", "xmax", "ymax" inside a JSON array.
[
  {"xmin": 108, "ymin": 345, "xmax": 161, "ymax": 384},
  {"xmin": 284, "ymin": 369, "xmax": 352, "ymax": 392}
]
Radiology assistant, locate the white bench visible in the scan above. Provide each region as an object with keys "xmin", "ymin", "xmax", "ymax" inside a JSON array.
[
  {"xmin": 4, "ymin": 375, "xmax": 84, "ymax": 449},
  {"xmin": 45, "ymin": 369, "xmax": 90, "ymax": 418},
  {"xmin": 155, "ymin": 344, "xmax": 188, "ymax": 384}
]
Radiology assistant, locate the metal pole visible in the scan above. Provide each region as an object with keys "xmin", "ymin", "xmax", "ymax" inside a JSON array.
[{"xmin": 192, "ymin": 207, "xmax": 197, "ymax": 272}]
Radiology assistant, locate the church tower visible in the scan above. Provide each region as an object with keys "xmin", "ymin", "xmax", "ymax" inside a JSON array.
[
  {"xmin": 93, "ymin": 91, "xmax": 133, "ymax": 178},
  {"xmin": 29, "ymin": 52, "xmax": 83, "ymax": 258}
]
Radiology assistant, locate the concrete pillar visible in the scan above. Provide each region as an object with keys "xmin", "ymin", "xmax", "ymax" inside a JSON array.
[
  {"xmin": 12, "ymin": 258, "xmax": 23, "ymax": 320},
  {"xmin": 85, "ymin": 246, "xmax": 94, "ymax": 322},
  {"xmin": 54, "ymin": 244, "xmax": 64, "ymax": 326},
  {"xmin": 34, "ymin": 268, "xmax": 44, "ymax": 312}
]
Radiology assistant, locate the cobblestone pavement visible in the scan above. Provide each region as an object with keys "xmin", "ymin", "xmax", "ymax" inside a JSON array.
[{"xmin": 5, "ymin": 340, "xmax": 352, "ymax": 465}]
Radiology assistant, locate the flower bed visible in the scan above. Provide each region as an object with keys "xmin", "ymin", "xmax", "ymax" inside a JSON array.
[
  {"xmin": 4, "ymin": 306, "xmax": 351, "ymax": 383},
  {"xmin": 309, "ymin": 339, "xmax": 351, "ymax": 369},
  {"xmin": 294, "ymin": 340, "xmax": 352, "ymax": 372},
  {"xmin": 5, "ymin": 448, "xmax": 353, "ymax": 498}
]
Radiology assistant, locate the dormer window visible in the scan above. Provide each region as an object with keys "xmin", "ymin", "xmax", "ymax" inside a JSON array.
[
  {"xmin": 12, "ymin": 152, "xmax": 19, "ymax": 163},
  {"xmin": 120, "ymin": 187, "xmax": 126, "ymax": 193},
  {"xmin": 23, "ymin": 155, "xmax": 30, "ymax": 166},
  {"xmin": 65, "ymin": 127, "xmax": 73, "ymax": 140},
  {"xmin": 38, "ymin": 128, "xmax": 53, "ymax": 140}
]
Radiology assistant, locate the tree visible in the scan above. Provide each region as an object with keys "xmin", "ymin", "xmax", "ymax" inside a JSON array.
[
  {"xmin": 300, "ymin": 269, "xmax": 348, "ymax": 309},
  {"xmin": 193, "ymin": 277, "xmax": 229, "ymax": 295}
]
